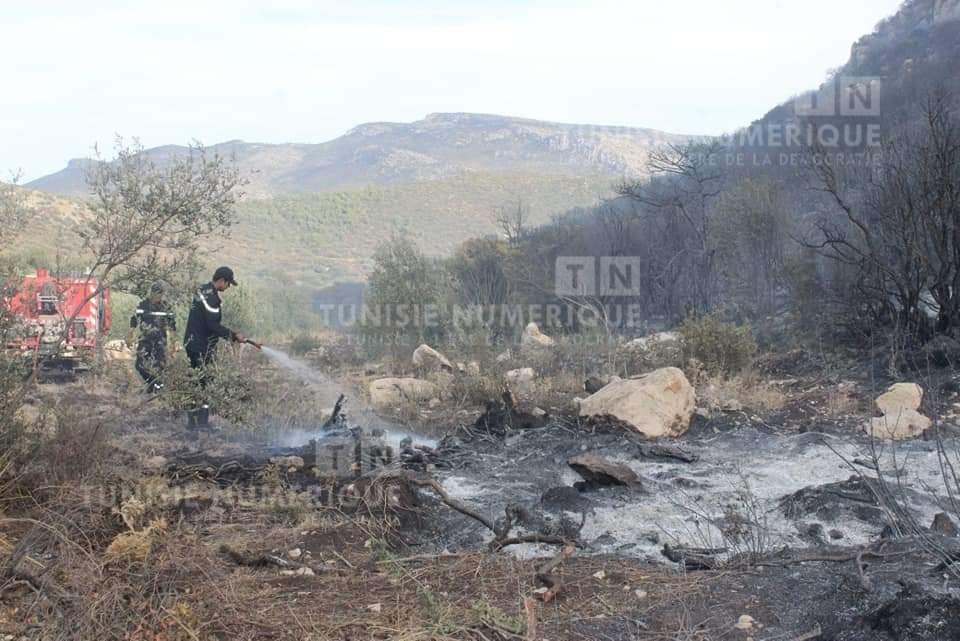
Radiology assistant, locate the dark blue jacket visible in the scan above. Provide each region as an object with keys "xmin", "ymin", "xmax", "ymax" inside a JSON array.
[
  {"xmin": 184, "ymin": 282, "xmax": 235, "ymax": 356},
  {"xmin": 130, "ymin": 299, "xmax": 176, "ymax": 344}
]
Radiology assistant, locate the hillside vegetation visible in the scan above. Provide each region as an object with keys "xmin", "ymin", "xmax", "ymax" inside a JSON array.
[{"xmin": 6, "ymin": 168, "xmax": 616, "ymax": 337}]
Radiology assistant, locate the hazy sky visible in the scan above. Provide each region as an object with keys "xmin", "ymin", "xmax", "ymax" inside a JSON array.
[{"xmin": 2, "ymin": 0, "xmax": 904, "ymax": 180}]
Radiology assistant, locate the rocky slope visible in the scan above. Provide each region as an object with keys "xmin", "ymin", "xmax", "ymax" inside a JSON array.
[
  {"xmin": 751, "ymin": 0, "xmax": 960, "ymax": 130},
  {"xmin": 27, "ymin": 113, "xmax": 693, "ymax": 198}
]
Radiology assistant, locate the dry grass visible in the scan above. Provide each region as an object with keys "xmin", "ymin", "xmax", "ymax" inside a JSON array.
[
  {"xmin": 821, "ymin": 381, "xmax": 860, "ymax": 418},
  {"xmin": 694, "ymin": 370, "xmax": 786, "ymax": 413},
  {"xmin": 3, "ymin": 477, "xmax": 723, "ymax": 641},
  {"xmin": 103, "ymin": 516, "xmax": 168, "ymax": 563}
]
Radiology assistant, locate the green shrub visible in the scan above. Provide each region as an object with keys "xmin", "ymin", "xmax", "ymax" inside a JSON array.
[
  {"xmin": 288, "ymin": 332, "xmax": 320, "ymax": 355},
  {"xmin": 678, "ymin": 314, "xmax": 756, "ymax": 376},
  {"xmin": 161, "ymin": 349, "xmax": 257, "ymax": 427},
  {"xmin": 361, "ymin": 235, "xmax": 454, "ymax": 359}
]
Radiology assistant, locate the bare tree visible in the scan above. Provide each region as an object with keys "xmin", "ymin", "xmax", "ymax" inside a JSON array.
[
  {"xmin": 493, "ymin": 198, "xmax": 529, "ymax": 246},
  {"xmin": 450, "ymin": 237, "xmax": 514, "ymax": 308},
  {"xmin": 712, "ymin": 178, "xmax": 790, "ymax": 316},
  {"xmin": 619, "ymin": 140, "xmax": 727, "ymax": 313},
  {"xmin": 807, "ymin": 91, "xmax": 960, "ymax": 340},
  {"xmin": 0, "ymin": 178, "xmax": 32, "ymax": 441}
]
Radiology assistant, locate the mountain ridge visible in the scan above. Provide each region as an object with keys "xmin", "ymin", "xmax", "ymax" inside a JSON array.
[{"xmin": 26, "ymin": 112, "xmax": 697, "ymax": 198}]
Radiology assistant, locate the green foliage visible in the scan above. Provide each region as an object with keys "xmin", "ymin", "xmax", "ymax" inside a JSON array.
[
  {"xmin": 288, "ymin": 332, "xmax": 320, "ymax": 355},
  {"xmin": 83, "ymin": 139, "xmax": 242, "ymax": 297},
  {"xmin": 0, "ymin": 198, "xmax": 30, "ymax": 454},
  {"xmin": 361, "ymin": 235, "xmax": 454, "ymax": 358},
  {"xmin": 107, "ymin": 291, "xmax": 140, "ymax": 340},
  {"xmin": 679, "ymin": 313, "xmax": 756, "ymax": 376},
  {"xmin": 160, "ymin": 349, "xmax": 258, "ymax": 427}
]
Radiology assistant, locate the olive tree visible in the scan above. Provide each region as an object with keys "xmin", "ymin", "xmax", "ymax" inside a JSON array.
[
  {"xmin": 0, "ymin": 183, "xmax": 30, "ymax": 449},
  {"xmin": 0, "ymin": 179, "xmax": 28, "ymax": 245},
  {"xmin": 63, "ymin": 139, "xmax": 243, "ymax": 327},
  {"xmin": 362, "ymin": 235, "xmax": 453, "ymax": 358}
]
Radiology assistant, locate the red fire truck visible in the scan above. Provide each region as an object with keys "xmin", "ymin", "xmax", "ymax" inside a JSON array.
[{"xmin": 4, "ymin": 268, "xmax": 111, "ymax": 373}]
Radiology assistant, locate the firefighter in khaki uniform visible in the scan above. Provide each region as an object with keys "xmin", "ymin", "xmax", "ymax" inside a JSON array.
[{"xmin": 128, "ymin": 281, "xmax": 176, "ymax": 392}]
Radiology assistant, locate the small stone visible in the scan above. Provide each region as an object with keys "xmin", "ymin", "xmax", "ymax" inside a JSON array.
[
  {"xmin": 288, "ymin": 548, "xmax": 302, "ymax": 559},
  {"xmin": 270, "ymin": 455, "xmax": 305, "ymax": 469},
  {"xmin": 721, "ymin": 399, "xmax": 744, "ymax": 412},
  {"xmin": 932, "ymin": 512, "xmax": 959, "ymax": 537},
  {"xmin": 635, "ymin": 589, "xmax": 648, "ymax": 599},
  {"xmin": 279, "ymin": 570, "xmax": 296, "ymax": 576},
  {"xmin": 569, "ymin": 454, "xmax": 639, "ymax": 487},
  {"xmin": 735, "ymin": 614, "xmax": 755, "ymax": 631},
  {"xmin": 143, "ymin": 455, "xmax": 168, "ymax": 472},
  {"xmin": 640, "ymin": 530, "xmax": 660, "ymax": 544},
  {"xmin": 592, "ymin": 569, "xmax": 606, "ymax": 580},
  {"xmin": 296, "ymin": 566, "xmax": 315, "ymax": 576},
  {"xmin": 367, "ymin": 603, "xmax": 382, "ymax": 613}
]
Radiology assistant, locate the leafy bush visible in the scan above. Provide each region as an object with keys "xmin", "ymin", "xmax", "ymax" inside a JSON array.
[
  {"xmin": 623, "ymin": 333, "xmax": 684, "ymax": 375},
  {"xmin": 0, "ymin": 255, "xmax": 29, "ymax": 457},
  {"xmin": 288, "ymin": 332, "xmax": 320, "ymax": 355},
  {"xmin": 678, "ymin": 314, "xmax": 756, "ymax": 376},
  {"xmin": 361, "ymin": 235, "xmax": 454, "ymax": 359},
  {"xmin": 161, "ymin": 349, "xmax": 257, "ymax": 427}
]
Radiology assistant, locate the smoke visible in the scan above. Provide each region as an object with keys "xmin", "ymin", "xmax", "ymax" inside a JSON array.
[
  {"xmin": 261, "ymin": 346, "xmax": 335, "ymax": 389},
  {"xmin": 258, "ymin": 346, "xmax": 435, "ymax": 449}
]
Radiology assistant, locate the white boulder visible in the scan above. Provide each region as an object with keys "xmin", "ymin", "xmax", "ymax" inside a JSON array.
[
  {"xmin": 578, "ymin": 367, "xmax": 696, "ymax": 438},
  {"xmin": 369, "ymin": 378, "xmax": 439, "ymax": 410},
  {"xmin": 875, "ymin": 382, "xmax": 922, "ymax": 415},
  {"xmin": 102, "ymin": 339, "xmax": 135, "ymax": 362},
  {"xmin": 412, "ymin": 344, "xmax": 453, "ymax": 371},
  {"xmin": 624, "ymin": 332, "xmax": 680, "ymax": 351},
  {"xmin": 521, "ymin": 322, "xmax": 556, "ymax": 350},
  {"xmin": 505, "ymin": 367, "xmax": 536, "ymax": 394},
  {"xmin": 865, "ymin": 382, "xmax": 931, "ymax": 440}
]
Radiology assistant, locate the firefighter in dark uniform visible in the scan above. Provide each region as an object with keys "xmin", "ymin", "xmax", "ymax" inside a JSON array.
[
  {"xmin": 183, "ymin": 266, "xmax": 247, "ymax": 428},
  {"xmin": 129, "ymin": 281, "xmax": 176, "ymax": 393}
]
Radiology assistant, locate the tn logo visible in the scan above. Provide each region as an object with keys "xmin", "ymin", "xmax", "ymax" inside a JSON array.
[
  {"xmin": 795, "ymin": 76, "xmax": 881, "ymax": 117},
  {"xmin": 556, "ymin": 257, "xmax": 642, "ymax": 297}
]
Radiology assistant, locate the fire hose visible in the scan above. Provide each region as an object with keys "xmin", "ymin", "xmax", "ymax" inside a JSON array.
[{"xmin": 240, "ymin": 337, "xmax": 263, "ymax": 350}]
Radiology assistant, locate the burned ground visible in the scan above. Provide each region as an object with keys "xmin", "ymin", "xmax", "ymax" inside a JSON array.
[{"xmin": 4, "ymin": 354, "xmax": 960, "ymax": 641}]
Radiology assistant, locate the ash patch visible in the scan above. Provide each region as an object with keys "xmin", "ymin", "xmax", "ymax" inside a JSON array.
[{"xmin": 397, "ymin": 414, "xmax": 954, "ymax": 561}]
